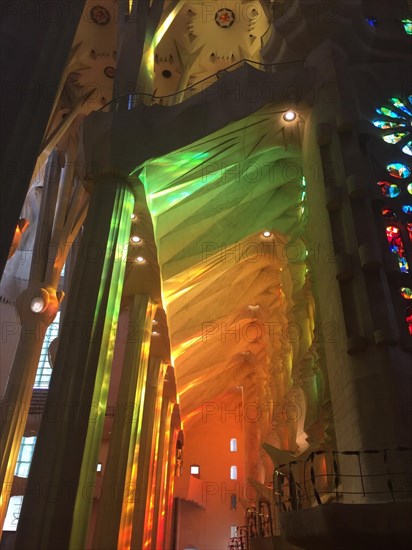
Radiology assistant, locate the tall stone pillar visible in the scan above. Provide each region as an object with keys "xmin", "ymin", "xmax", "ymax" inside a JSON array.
[
  {"xmin": 93, "ymin": 294, "xmax": 156, "ymax": 550},
  {"xmin": 146, "ymin": 368, "xmax": 177, "ymax": 550},
  {"xmin": 14, "ymin": 173, "xmax": 134, "ymax": 549},
  {"xmin": 129, "ymin": 357, "xmax": 166, "ymax": 550},
  {"xmin": 0, "ymin": 152, "xmax": 63, "ymax": 535},
  {"xmin": 0, "ymin": 284, "xmax": 63, "ymax": 534},
  {"xmin": 163, "ymin": 405, "xmax": 181, "ymax": 550}
]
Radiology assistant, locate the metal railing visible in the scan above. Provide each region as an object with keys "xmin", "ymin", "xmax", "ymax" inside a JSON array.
[
  {"xmin": 99, "ymin": 58, "xmax": 306, "ymax": 112},
  {"xmin": 273, "ymin": 447, "xmax": 412, "ymax": 511},
  {"xmin": 227, "ymin": 526, "xmax": 248, "ymax": 550}
]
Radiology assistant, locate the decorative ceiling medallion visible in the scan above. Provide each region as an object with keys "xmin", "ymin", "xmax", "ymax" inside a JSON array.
[
  {"xmin": 90, "ymin": 5, "xmax": 111, "ymax": 25},
  {"xmin": 215, "ymin": 8, "xmax": 235, "ymax": 28},
  {"xmin": 104, "ymin": 66, "xmax": 116, "ymax": 79}
]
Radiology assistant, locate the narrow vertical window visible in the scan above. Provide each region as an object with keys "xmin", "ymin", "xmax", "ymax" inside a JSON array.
[
  {"xmin": 230, "ymin": 438, "xmax": 237, "ymax": 452},
  {"xmin": 230, "ymin": 465, "xmax": 237, "ymax": 480},
  {"xmin": 190, "ymin": 464, "xmax": 200, "ymax": 476},
  {"xmin": 14, "ymin": 436, "xmax": 36, "ymax": 478}
]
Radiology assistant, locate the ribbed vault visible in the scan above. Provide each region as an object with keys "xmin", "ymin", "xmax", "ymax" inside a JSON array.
[{"xmin": 137, "ymin": 104, "xmax": 315, "ymax": 466}]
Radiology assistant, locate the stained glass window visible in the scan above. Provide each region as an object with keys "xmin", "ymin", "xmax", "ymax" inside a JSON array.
[
  {"xmin": 378, "ymin": 181, "xmax": 400, "ymax": 198},
  {"xmin": 381, "ymin": 208, "xmax": 396, "ymax": 218},
  {"xmin": 407, "ymin": 222, "xmax": 412, "ymax": 242},
  {"xmin": 365, "ymin": 17, "xmax": 377, "ymax": 27},
  {"xmin": 386, "ymin": 163, "xmax": 411, "ymax": 179},
  {"xmin": 386, "ymin": 226, "xmax": 409, "ymax": 273},
  {"xmin": 400, "ymin": 287, "xmax": 412, "ymax": 299},
  {"xmin": 405, "ymin": 307, "xmax": 412, "ymax": 335},
  {"xmin": 374, "ymin": 96, "xmax": 412, "ymax": 156},
  {"xmin": 402, "ymin": 205, "xmax": 412, "ymax": 214},
  {"xmin": 401, "ymin": 19, "xmax": 412, "ymax": 36}
]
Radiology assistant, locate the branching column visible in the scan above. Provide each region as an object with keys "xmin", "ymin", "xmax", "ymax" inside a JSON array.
[
  {"xmin": 14, "ymin": 173, "xmax": 134, "ymax": 550},
  {"xmin": 0, "ymin": 152, "xmax": 62, "ymax": 534}
]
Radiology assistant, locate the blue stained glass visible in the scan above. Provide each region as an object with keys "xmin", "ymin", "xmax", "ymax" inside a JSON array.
[
  {"xmin": 402, "ymin": 205, "xmax": 412, "ymax": 214},
  {"xmin": 387, "ymin": 163, "xmax": 411, "ymax": 179},
  {"xmin": 365, "ymin": 17, "xmax": 377, "ymax": 27},
  {"xmin": 376, "ymin": 107, "xmax": 402, "ymax": 119}
]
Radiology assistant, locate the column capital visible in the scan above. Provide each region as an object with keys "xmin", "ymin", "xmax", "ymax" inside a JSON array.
[{"xmin": 15, "ymin": 282, "xmax": 64, "ymax": 325}]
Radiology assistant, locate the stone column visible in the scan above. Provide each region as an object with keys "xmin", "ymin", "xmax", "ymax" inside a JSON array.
[
  {"xmin": 93, "ymin": 295, "xmax": 156, "ymax": 550},
  {"xmin": 163, "ymin": 405, "xmax": 181, "ymax": 550},
  {"xmin": 145, "ymin": 369, "xmax": 176, "ymax": 550},
  {"xmin": 14, "ymin": 173, "xmax": 134, "ymax": 550},
  {"xmin": 0, "ymin": 284, "xmax": 63, "ymax": 533},
  {"xmin": 0, "ymin": 152, "xmax": 63, "ymax": 535},
  {"xmin": 129, "ymin": 357, "xmax": 166, "ymax": 550}
]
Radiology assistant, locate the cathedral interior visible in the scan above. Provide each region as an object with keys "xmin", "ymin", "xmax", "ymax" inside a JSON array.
[{"xmin": 0, "ymin": 1, "xmax": 412, "ymax": 549}]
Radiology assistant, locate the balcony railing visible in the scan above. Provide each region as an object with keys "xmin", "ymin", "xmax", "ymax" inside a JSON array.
[{"xmin": 273, "ymin": 447, "xmax": 412, "ymax": 511}]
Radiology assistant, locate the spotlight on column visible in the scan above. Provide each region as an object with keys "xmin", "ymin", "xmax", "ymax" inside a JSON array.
[
  {"xmin": 135, "ymin": 256, "xmax": 145, "ymax": 263},
  {"xmin": 262, "ymin": 231, "xmax": 272, "ymax": 238},
  {"xmin": 131, "ymin": 235, "xmax": 142, "ymax": 243},
  {"xmin": 30, "ymin": 297, "xmax": 45, "ymax": 313},
  {"xmin": 283, "ymin": 110, "xmax": 297, "ymax": 122},
  {"xmin": 131, "ymin": 213, "xmax": 137, "ymax": 220}
]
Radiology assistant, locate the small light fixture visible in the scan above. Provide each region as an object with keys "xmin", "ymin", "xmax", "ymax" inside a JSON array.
[
  {"xmin": 30, "ymin": 297, "xmax": 45, "ymax": 313},
  {"xmin": 283, "ymin": 110, "xmax": 296, "ymax": 122},
  {"xmin": 262, "ymin": 231, "xmax": 272, "ymax": 238},
  {"xmin": 131, "ymin": 213, "xmax": 137, "ymax": 220},
  {"xmin": 152, "ymin": 330, "xmax": 160, "ymax": 336},
  {"xmin": 135, "ymin": 256, "xmax": 145, "ymax": 263},
  {"xmin": 96, "ymin": 463, "xmax": 102, "ymax": 472},
  {"xmin": 131, "ymin": 235, "xmax": 142, "ymax": 243}
]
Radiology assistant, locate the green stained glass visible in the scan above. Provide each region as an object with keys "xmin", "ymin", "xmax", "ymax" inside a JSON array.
[
  {"xmin": 400, "ymin": 287, "xmax": 412, "ymax": 299},
  {"xmin": 408, "ymin": 183, "xmax": 412, "ymax": 195},
  {"xmin": 383, "ymin": 133, "xmax": 407, "ymax": 144},
  {"xmin": 401, "ymin": 19, "xmax": 412, "ymax": 35},
  {"xmin": 373, "ymin": 120, "xmax": 405, "ymax": 129},
  {"xmin": 376, "ymin": 106, "xmax": 404, "ymax": 119},
  {"xmin": 390, "ymin": 97, "xmax": 412, "ymax": 116}
]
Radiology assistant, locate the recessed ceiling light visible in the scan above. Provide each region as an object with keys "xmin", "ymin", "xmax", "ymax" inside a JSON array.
[
  {"xmin": 135, "ymin": 256, "xmax": 145, "ymax": 263},
  {"xmin": 131, "ymin": 213, "xmax": 137, "ymax": 220},
  {"xmin": 262, "ymin": 231, "xmax": 272, "ymax": 238},
  {"xmin": 152, "ymin": 330, "xmax": 160, "ymax": 335},
  {"xmin": 283, "ymin": 110, "xmax": 297, "ymax": 122},
  {"xmin": 131, "ymin": 235, "xmax": 142, "ymax": 243}
]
